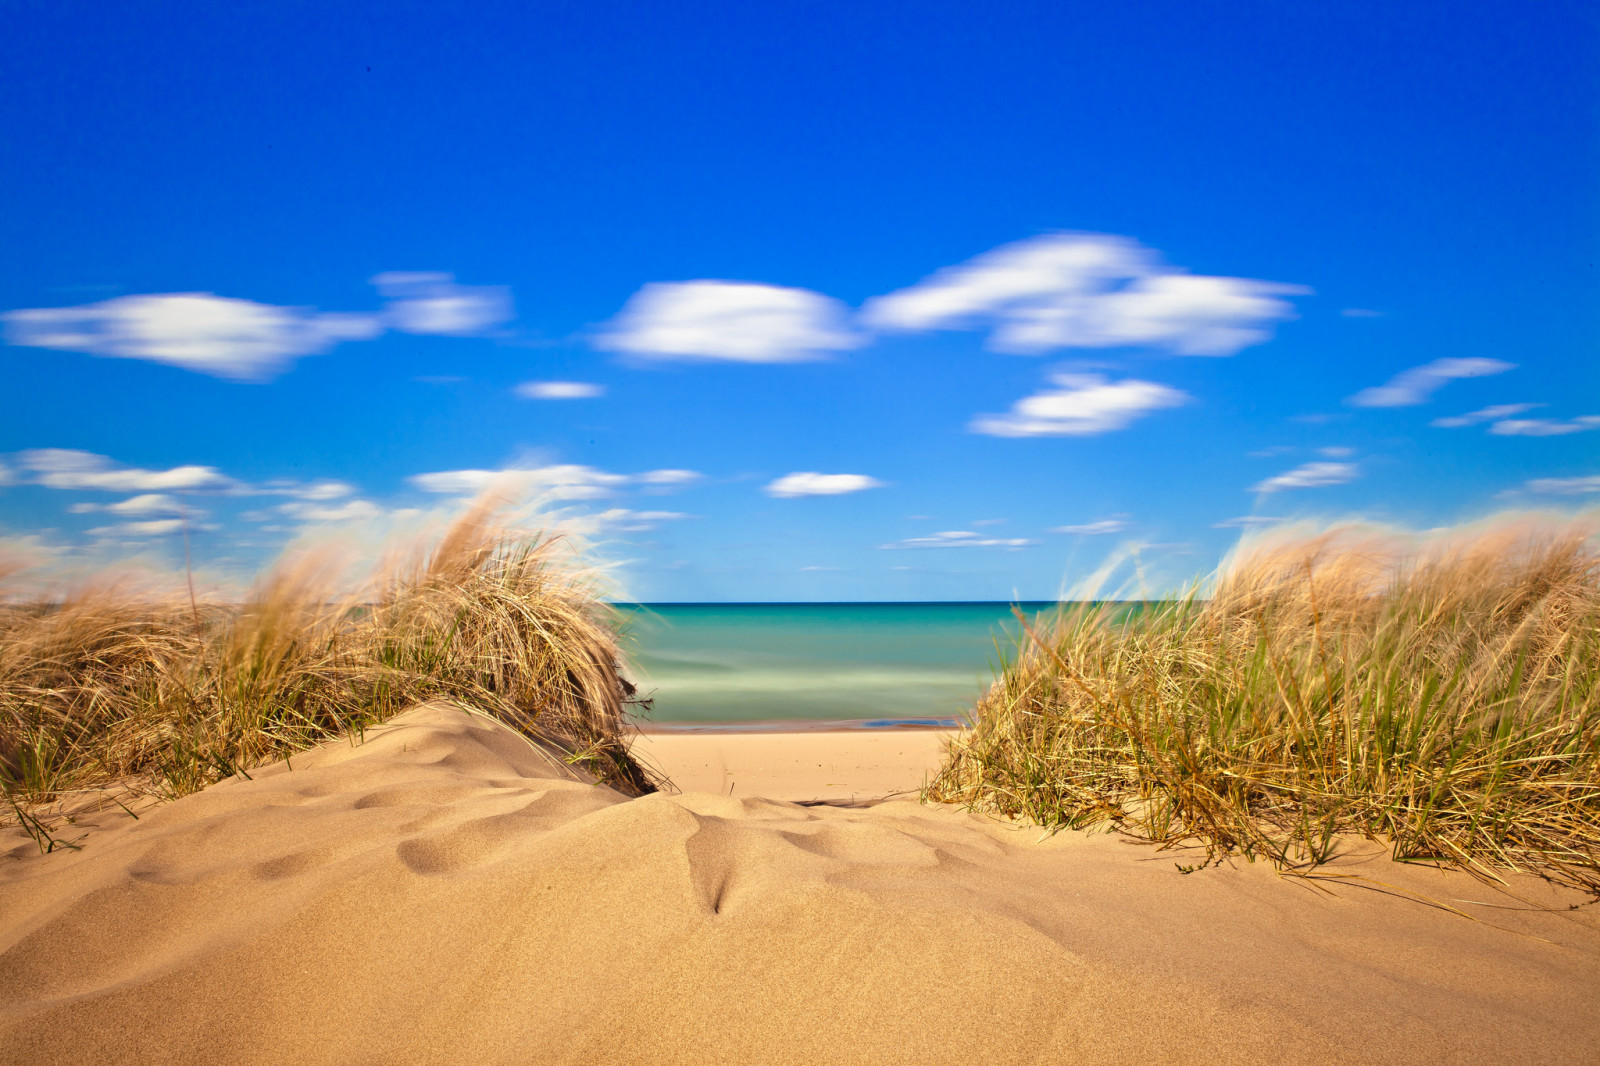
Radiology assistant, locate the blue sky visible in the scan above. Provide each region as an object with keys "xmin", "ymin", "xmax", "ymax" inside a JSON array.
[{"xmin": 2, "ymin": 1, "xmax": 1596, "ymax": 600}]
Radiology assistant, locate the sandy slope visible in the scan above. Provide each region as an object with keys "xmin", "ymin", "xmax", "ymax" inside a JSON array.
[
  {"xmin": 631, "ymin": 728, "xmax": 954, "ymax": 802},
  {"xmin": 1, "ymin": 705, "xmax": 1596, "ymax": 1065}
]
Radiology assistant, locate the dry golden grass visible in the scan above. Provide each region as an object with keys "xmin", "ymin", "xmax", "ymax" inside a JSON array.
[
  {"xmin": 927, "ymin": 513, "xmax": 1600, "ymax": 894},
  {"xmin": 1, "ymin": 499, "xmax": 654, "ymax": 849}
]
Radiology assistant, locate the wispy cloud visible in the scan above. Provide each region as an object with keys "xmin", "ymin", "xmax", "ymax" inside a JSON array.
[
  {"xmin": 1341, "ymin": 308, "xmax": 1384, "ymax": 318},
  {"xmin": 590, "ymin": 508, "xmax": 690, "ymax": 532},
  {"xmin": 408, "ymin": 464, "xmax": 701, "ymax": 501},
  {"xmin": 764, "ymin": 472, "xmax": 884, "ymax": 498},
  {"xmin": 1523, "ymin": 474, "xmax": 1600, "ymax": 495},
  {"xmin": 861, "ymin": 232, "xmax": 1306, "ymax": 356},
  {"xmin": 3, "ymin": 294, "xmax": 382, "ymax": 381},
  {"xmin": 1430, "ymin": 403, "xmax": 1540, "ymax": 428},
  {"xmin": 4, "ymin": 273, "xmax": 511, "ymax": 381},
  {"xmin": 1213, "ymin": 515, "xmax": 1285, "ymax": 529},
  {"xmin": 1052, "ymin": 518, "xmax": 1127, "ymax": 535},
  {"xmin": 16, "ymin": 449, "xmax": 236, "ymax": 493},
  {"xmin": 879, "ymin": 530, "xmax": 1036, "ymax": 549},
  {"xmin": 969, "ymin": 374, "xmax": 1188, "ymax": 437},
  {"xmin": 276, "ymin": 499, "xmax": 385, "ymax": 523},
  {"xmin": 67, "ymin": 493, "xmax": 192, "ymax": 516},
  {"xmin": 370, "ymin": 272, "xmax": 513, "ymax": 336},
  {"xmin": 1489, "ymin": 415, "xmax": 1600, "ymax": 437},
  {"xmin": 596, "ymin": 281, "xmax": 864, "ymax": 362},
  {"xmin": 1348, "ymin": 357, "xmax": 1514, "ymax": 408},
  {"xmin": 1252, "ymin": 461, "xmax": 1358, "ymax": 493},
  {"xmin": 514, "ymin": 381, "xmax": 605, "ymax": 400},
  {"xmin": 85, "ymin": 518, "xmax": 187, "ymax": 538}
]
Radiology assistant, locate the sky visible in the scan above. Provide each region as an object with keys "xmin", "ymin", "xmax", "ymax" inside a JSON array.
[{"xmin": 1, "ymin": 1, "xmax": 1596, "ymax": 601}]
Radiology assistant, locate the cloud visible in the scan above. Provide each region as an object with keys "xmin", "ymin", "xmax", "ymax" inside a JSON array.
[
  {"xmin": 1252, "ymin": 461, "xmax": 1358, "ymax": 493},
  {"xmin": 595, "ymin": 280, "xmax": 864, "ymax": 362},
  {"xmin": 1052, "ymin": 518, "xmax": 1127, "ymax": 535},
  {"xmin": 1488, "ymin": 415, "xmax": 1600, "ymax": 437},
  {"xmin": 277, "ymin": 499, "xmax": 385, "ymax": 523},
  {"xmin": 85, "ymin": 518, "xmax": 186, "ymax": 538},
  {"xmin": 4, "ymin": 293, "xmax": 383, "ymax": 380},
  {"xmin": 635, "ymin": 469, "xmax": 702, "ymax": 489},
  {"xmin": 16, "ymin": 449, "xmax": 235, "ymax": 492},
  {"xmin": 861, "ymin": 232, "xmax": 1306, "ymax": 356},
  {"xmin": 1431, "ymin": 403, "xmax": 1541, "ymax": 428},
  {"xmin": 1348, "ymin": 358, "xmax": 1514, "ymax": 408},
  {"xmin": 372, "ymin": 272, "xmax": 513, "ymax": 336},
  {"xmin": 764, "ymin": 472, "xmax": 884, "ymax": 498},
  {"xmin": 1317, "ymin": 446, "xmax": 1354, "ymax": 458},
  {"xmin": 1213, "ymin": 515, "xmax": 1286, "ymax": 529},
  {"xmin": 1341, "ymin": 308, "xmax": 1385, "ymax": 318},
  {"xmin": 408, "ymin": 463, "xmax": 699, "ymax": 501},
  {"xmin": 879, "ymin": 530, "xmax": 1036, "ymax": 549},
  {"xmin": 68, "ymin": 493, "xmax": 192, "ymax": 517},
  {"xmin": 1523, "ymin": 475, "xmax": 1600, "ymax": 495},
  {"xmin": 590, "ymin": 508, "xmax": 690, "ymax": 532},
  {"xmin": 514, "ymin": 381, "xmax": 605, "ymax": 400},
  {"xmin": 969, "ymin": 374, "xmax": 1189, "ymax": 437}
]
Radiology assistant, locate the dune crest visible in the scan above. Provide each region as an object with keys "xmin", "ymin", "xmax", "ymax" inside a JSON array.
[{"xmin": 2, "ymin": 704, "xmax": 1596, "ymax": 1065}]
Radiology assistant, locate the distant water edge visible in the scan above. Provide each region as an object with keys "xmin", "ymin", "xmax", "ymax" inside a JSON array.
[{"xmin": 611, "ymin": 601, "xmax": 1071, "ymax": 727}]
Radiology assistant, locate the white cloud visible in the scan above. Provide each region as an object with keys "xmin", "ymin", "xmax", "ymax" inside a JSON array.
[
  {"xmin": 1348, "ymin": 358, "xmax": 1514, "ymax": 408},
  {"xmin": 17, "ymin": 449, "xmax": 235, "ymax": 493},
  {"xmin": 1252, "ymin": 461, "xmax": 1358, "ymax": 493},
  {"xmin": 969, "ymin": 374, "xmax": 1188, "ymax": 437},
  {"xmin": 1431, "ymin": 403, "xmax": 1541, "ymax": 428},
  {"xmin": 4, "ymin": 293, "xmax": 382, "ymax": 380},
  {"xmin": 69, "ymin": 493, "xmax": 192, "ymax": 517},
  {"xmin": 861, "ymin": 233, "xmax": 1305, "ymax": 356},
  {"xmin": 636, "ymin": 469, "xmax": 702, "ymax": 489},
  {"xmin": 1489, "ymin": 415, "xmax": 1600, "ymax": 437},
  {"xmin": 595, "ymin": 280, "xmax": 864, "ymax": 362},
  {"xmin": 1213, "ymin": 515, "xmax": 1286, "ymax": 529},
  {"xmin": 1317, "ymin": 446, "xmax": 1354, "ymax": 458},
  {"xmin": 1341, "ymin": 308, "xmax": 1385, "ymax": 318},
  {"xmin": 86, "ymin": 518, "xmax": 186, "ymax": 538},
  {"xmin": 1524, "ymin": 475, "xmax": 1600, "ymax": 495},
  {"xmin": 879, "ymin": 530, "xmax": 1036, "ymax": 549},
  {"xmin": 764, "ymin": 472, "xmax": 884, "ymax": 498},
  {"xmin": 1052, "ymin": 519, "xmax": 1127, "ymax": 535},
  {"xmin": 590, "ymin": 508, "xmax": 690, "ymax": 532},
  {"xmin": 278, "ymin": 499, "xmax": 384, "ymax": 523},
  {"xmin": 514, "ymin": 381, "xmax": 605, "ymax": 400},
  {"xmin": 372, "ymin": 272, "xmax": 513, "ymax": 336}
]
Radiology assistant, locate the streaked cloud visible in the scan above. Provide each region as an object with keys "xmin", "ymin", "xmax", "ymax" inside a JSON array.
[
  {"xmin": 1348, "ymin": 357, "xmax": 1514, "ymax": 408},
  {"xmin": 1488, "ymin": 415, "xmax": 1600, "ymax": 437},
  {"xmin": 277, "ymin": 499, "xmax": 385, "ymax": 523},
  {"xmin": 1052, "ymin": 518, "xmax": 1127, "ymax": 535},
  {"xmin": 67, "ymin": 493, "xmax": 191, "ymax": 516},
  {"xmin": 85, "ymin": 518, "xmax": 186, "ymax": 538},
  {"xmin": 969, "ymin": 374, "xmax": 1188, "ymax": 437},
  {"xmin": 590, "ymin": 508, "xmax": 690, "ymax": 532},
  {"xmin": 16, "ymin": 449, "xmax": 235, "ymax": 493},
  {"xmin": 1523, "ymin": 474, "xmax": 1600, "ymax": 495},
  {"xmin": 3, "ymin": 294, "xmax": 382, "ymax": 381},
  {"xmin": 409, "ymin": 464, "xmax": 702, "ymax": 501},
  {"xmin": 1252, "ymin": 460, "xmax": 1358, "ymax": 493},
  {"xmin": 1213, "ymin": 515, "xmax": 1286, "ymax": 529},
  {"xmin": 1430, "ymin": 403, "xmax": 1542, "ymax": 429},
  {"xmin": 861, "ymin": 232, "xmax": 1305, "ymax": 356},
  {"xmin": 879, "ymin": 530, "xmax": 1036, "ymax": 549},
  {"xmin": 514, "ymin": 381, "xmax": 605, "ymax": 400},
  {"xmin": 596, "ymin": 280, "xmax": 864, "ymax": 362},
  {"xmin": 371, "ymin": 272, "xmax": 513, "ymax": 336},
  {"xmin": 765, "ymin": 472, "xmax": 884, "ymax": 498},
  {"xmin": 1340, "ymin": 308, "xmax": 1384, "ymax": 318}
]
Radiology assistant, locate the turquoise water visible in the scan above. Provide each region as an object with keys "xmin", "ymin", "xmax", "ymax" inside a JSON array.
[{"xmin": 615, "ymin": 602, "xmax": 1060, "ymax": 725}]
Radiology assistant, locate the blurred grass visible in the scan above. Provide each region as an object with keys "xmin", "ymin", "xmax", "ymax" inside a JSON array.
[
  {"xmin": 927, "ymin": 514, "xmax": 1600, "ymax": 894},
  {"xmin": 1, "ymin": 499, "xmax": 654, "ymax": 848}
]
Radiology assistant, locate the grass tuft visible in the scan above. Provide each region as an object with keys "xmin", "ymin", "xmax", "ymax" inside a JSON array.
[
  {"xmin": 0, "ymin": 498, "xmax": 654, "ymax": 845},
  {"xmin": 926, "ymin": 513, "xmax": 1600, "ymax": 894}
]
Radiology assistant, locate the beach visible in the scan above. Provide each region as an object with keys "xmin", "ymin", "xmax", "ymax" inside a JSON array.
[{"xmin": 2, "ymin": 703, "xmax": 1596, "ymax": 1065}]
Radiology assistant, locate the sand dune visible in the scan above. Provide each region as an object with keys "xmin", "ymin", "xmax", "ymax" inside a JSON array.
[{"xmin": 2, "ymin": 704, "xmax": 1597, "ymax": 1065}]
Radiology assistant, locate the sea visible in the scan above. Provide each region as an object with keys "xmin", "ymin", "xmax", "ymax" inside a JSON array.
[{"xmin": 613, "ymin": 602, "xmax": 1061, "ymax": 729}]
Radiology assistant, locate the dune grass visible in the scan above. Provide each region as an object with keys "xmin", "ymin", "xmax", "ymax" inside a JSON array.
[
  {"xmin": 0, "ymin": 500, "xmax": 654, "ymax": 850},
  {"xmin": 927, "ymin": 514, "xmax": 1600, "ymax": 894}
]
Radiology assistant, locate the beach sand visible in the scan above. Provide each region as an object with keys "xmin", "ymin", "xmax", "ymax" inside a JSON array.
[
  {"xmin": 2, "ymin": 703, "xmax": 1597, "ymax": 1065},
  {"xmin": 630, "ymin": 727, "xmax": 954, "ymax": 803}
]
